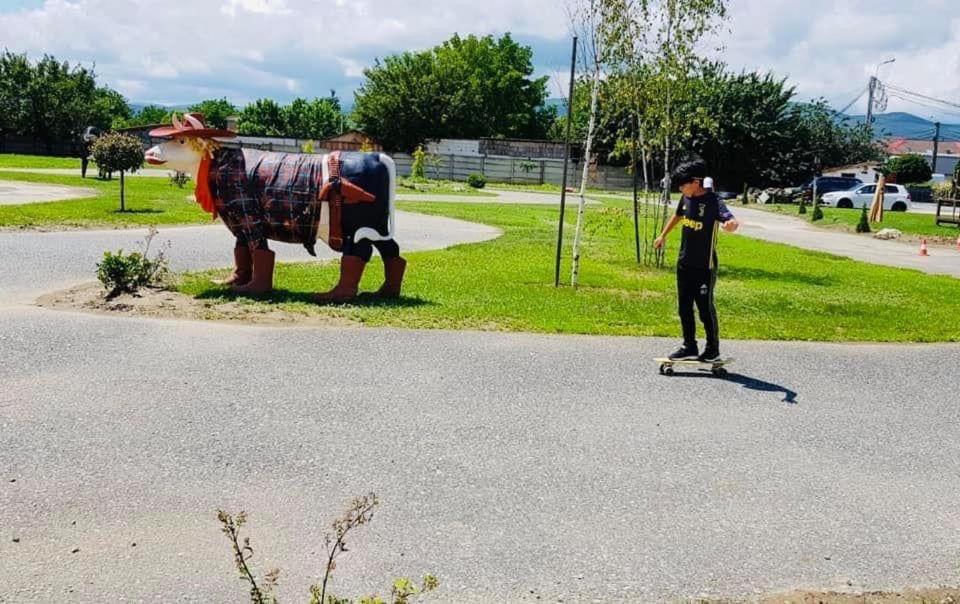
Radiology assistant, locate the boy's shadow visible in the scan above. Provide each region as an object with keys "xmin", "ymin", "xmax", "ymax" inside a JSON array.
[{"xmin": 668, "ymin": 371, "xmax": 798, "ymax": 404}]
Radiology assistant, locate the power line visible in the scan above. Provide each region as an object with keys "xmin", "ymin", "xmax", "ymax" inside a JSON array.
[
  {"xmin": 836, "ymin": 87, "xmax": 868, "ymax": 115},
  {"xmin": 886, "ymin": 92, "xmax": 960, "ymax": 120},
  {"xmin": 884, "ymin": 83, "xmax": 960, "ymax": 112}
]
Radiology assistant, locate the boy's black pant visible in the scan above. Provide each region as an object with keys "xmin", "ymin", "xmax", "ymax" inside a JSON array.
[{"xmin": 677, "ymin": 267, "xmax": 719, "ymax": 351}]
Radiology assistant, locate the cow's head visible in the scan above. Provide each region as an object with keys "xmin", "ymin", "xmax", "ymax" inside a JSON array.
[{"xmin": 145, "ymin": 113, "xmax": 233, "ymax": 175}]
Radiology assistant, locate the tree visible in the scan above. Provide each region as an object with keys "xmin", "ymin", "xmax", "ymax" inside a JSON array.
[
  {"xmin": 353, "ymin": 33, "xmax": 553, "ymax": 151},
  {"xmin": 90, "ymin": 132, "xmax": 144, "ymax": 211},
  {"xmin": 283, "ymin": 97, "xmax": 342, "ymax": 139},
  {"xmin": 237, "ymin": 98, "xmax": 286, "ymax": 136},
  {"xmin": 188, "ymin": 98, "xmax": 237, "ymax": 130},
  {"xmin": 92, "ymin": 87, "xmax": 132, "ymax": 130},
  {"xmin": 884, "ymin": 153, "xmax": 932, "ymax": 185},
  {"xmin": 121, "ymin": 104, "xmax": 172, "ymax": 128},
  {"xmin": 0, "ymin": 51, "xmax": 31, "ymax": 141}
]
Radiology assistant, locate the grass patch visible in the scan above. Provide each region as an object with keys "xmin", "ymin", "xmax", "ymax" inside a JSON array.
[
  {"xmin": 0, "ymin": 170, "xmax": 210, "ymax": 229},
  {"xmin": 755, "ymin": 203, "xmax": 960, "ymax": 239},
  {"xmin": 0, "ymin": 153, "xmax": 82, "ymax": 169},
  {"xmin": 398, "ymin": 177, "xmax": 494, "ymax": 196},
  {"xmin": 178, "ymin": 200, "xmax": 960, "ymax": 342},
  {"xmin": 489, "ymin": 181, "xmax": 630, "ymax": 196}
]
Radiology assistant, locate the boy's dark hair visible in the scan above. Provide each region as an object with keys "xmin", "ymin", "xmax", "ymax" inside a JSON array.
[{"xmin": 672, "ymin": 159, "xmax": 707, "ymax": 187}]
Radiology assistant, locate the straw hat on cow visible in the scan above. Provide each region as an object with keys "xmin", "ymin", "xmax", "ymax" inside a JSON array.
[{"xmin": 149, "ymin": 112, "xmax": 236, "ymax": 139}]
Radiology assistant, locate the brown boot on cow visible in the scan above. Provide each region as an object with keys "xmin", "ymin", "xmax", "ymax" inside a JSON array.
[
  {"xmin": 214, "ymin": 246, "xmax": 253, "ymax": 287},
  {"xmin": 232, "ymin": 248, "xmax": 275, "ymax": 295},
  {"xmin": 375, "ymin": 256, "xmax": 407, "ymax": 299},
  {"xmin": 315, "ymin": 255, "xmax": 366, "ymax": 303}
]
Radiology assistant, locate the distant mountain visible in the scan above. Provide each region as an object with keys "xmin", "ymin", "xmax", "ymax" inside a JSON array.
[
  {"xmin": 129, "ymin": 102, "xmax": 191, "ymax": 112},
  {"xmin": 842, "ymin": 112, "xmax": 960, "ymax": 142}
]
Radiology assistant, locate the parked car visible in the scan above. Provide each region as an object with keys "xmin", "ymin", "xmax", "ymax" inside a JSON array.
[
  {"xmin": 801, "ymin": 176, "xmax": 864, "ymax": 199},
  {"xmin": 714, "ymin": 190, "xmax": 740, "ymax": 201},
  {"xmin": 820, "ymin": 183, "xmax": 911, "ymax": 211}
]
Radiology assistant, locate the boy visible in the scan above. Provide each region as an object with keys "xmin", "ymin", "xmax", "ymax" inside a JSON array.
[{"xmin": 654, "ymin": 160, "xmax": 739, "ymax": 362}]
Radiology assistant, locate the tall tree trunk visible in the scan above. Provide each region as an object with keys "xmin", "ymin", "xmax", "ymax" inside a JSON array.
[
  {"xmin": 570, "ymin": 56, "xmax": 602, "ymax": 287},
  {"xmin": 120, "ymin": 170, "xmax": 125, "ymax": 212}
]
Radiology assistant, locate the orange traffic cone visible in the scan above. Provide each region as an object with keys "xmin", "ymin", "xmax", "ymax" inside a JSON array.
[{"xmin": 920, "ymin": 238, "xmax": 930, "ymax": 256}]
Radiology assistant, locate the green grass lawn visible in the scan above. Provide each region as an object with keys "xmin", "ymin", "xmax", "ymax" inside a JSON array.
[
  {"xmin": 0, "ymin": 153, "xmax": 82, "ymax": 169},
  {"xmin": 177, "ymin": 199, "xmax": 960, "ymax": 342},
  {"xmin": 0, "ymin": 170, "xmax": 211, "ymax": 228},
  {"xmin": 755, "ymin": 203, "xmax": 960, "ymax": 239},
  {"xmin": 396, "ymin": 177, "xmax": 494, "ymax": 196},
  {"xmin": 488, "ymin": 182, "xmax": 631, "ymax": 196}
]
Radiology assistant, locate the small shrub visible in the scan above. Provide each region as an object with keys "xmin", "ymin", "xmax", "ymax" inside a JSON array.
[
  {"xmin": 169, "ymin": 171, "xmax": 190, "ymax": 188},
  {"xmin": 301, "ymin": 140, "xmax": 316, "ymax": 154},
  {"xmin": 811, "ymin": 197, "xmax": 824, "ymax": 221},
  {"xmin": 798, "ymin": 196, "xmax": 807, "ymax": 214},
  {"xmin": 96, "ymin": 227, "xmax": 169, "ymax": 297},
  {"xmin": 856, "ymin": 204, "xmax": 871, "ymax": 233},
  {"xmin": 467, "ymin": 173, "xmax": 486, "ymax": 189},
  {"xmin": 91, "ymin": 131, "xmax": 145, "ymax": 211},
  {"xmin": 219, "ymin": 494, "xmax": 439, "ymax": 604},
  {"xmin": 410, "ymin": 145, "xmax": 426, "ymax": 181}
]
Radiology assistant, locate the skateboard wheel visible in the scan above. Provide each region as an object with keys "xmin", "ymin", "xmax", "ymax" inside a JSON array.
[
  {"xmin": 664, "ymin": 367, "xmax": 674, "ymax": 376},
  {"xmin": 658, "ymin": 364, "xmax": 665, "ymax": 375},
  {"xmin": 712, "ymin": 367, "xmax": 727, "ymax": 377}
]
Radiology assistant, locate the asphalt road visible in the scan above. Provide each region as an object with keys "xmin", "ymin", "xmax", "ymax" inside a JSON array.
[{"xmin": 1, "ymin": 199, "xmax": 959, "ymax": 602}]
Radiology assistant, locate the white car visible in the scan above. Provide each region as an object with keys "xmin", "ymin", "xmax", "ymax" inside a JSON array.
[{"xmin": 820, "ymin": 183, "xmax": 911, "ymax": 211}]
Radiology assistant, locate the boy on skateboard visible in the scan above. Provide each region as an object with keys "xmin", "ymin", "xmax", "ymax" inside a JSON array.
[{"xmin": 654, "ymin": 160, "xmax": 739, "ymax": 362}]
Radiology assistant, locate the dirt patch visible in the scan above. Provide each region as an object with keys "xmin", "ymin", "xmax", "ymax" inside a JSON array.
[
  {"xmin": 700, "ymin": 587, "xmax": 960, "ymax": 603},
  {"xmin": 36, "ymin": 282, "xmax": 359, "ymax": 328}
]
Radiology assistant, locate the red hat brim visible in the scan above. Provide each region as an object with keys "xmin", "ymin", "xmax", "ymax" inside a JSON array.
[{"xmin": 148, "ymin": 125, "xmax": 237, "ymax": 138}]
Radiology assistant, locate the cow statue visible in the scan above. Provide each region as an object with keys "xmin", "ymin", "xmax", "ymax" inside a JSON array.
[{"xmin": 144, "ymin": 113, "xmax": 405, "ymax": 301}]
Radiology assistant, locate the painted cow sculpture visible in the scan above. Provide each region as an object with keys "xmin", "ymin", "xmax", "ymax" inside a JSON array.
[{"xmin": 144, "ymin": 113, "xmax": 405, "ymax": 301}]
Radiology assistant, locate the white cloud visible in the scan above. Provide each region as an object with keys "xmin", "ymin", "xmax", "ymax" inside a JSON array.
[{"xmin": 1, "ymin": 0, "xmax": 957, "ymax": 122}]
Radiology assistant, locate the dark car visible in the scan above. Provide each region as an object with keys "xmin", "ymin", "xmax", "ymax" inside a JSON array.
[{"xmin": 801, "ymin": 176, "xmax": 863, "ymax": 199}]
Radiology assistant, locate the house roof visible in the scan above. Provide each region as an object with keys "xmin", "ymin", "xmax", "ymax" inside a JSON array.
[{"xmin": 886, "ymin": 138, "xmax": 960, "ymax": 155}]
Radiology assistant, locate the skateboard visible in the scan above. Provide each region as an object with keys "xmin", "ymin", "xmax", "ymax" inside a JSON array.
[{"xmin": 655, "ymin": 357, "xmax": 733, "ymax": 377}]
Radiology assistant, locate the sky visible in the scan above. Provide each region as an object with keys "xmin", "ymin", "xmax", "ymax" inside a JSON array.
[{"xmin": 1, "ymin": 0, "xmax": 958, "ymax": 122}]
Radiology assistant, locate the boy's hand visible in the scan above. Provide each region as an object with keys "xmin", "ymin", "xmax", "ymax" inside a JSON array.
[
  {"xmin": 654, "ymin": 236, "xmax": 665, "ymax": 249},
  {"xmin": 722, "ymin": 219, "xmax": 740, "ymax": 233}
]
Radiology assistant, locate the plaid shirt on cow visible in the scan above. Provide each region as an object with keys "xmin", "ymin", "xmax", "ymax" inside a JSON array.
[{"xmin": 209, "ymin": 147, "xmax": 325, "ymax": 251}]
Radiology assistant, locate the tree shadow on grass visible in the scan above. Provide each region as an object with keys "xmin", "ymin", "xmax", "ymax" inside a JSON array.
[
  {"xmin": 194, "ymin": 287, "xmax": 434, "ymax": 309},
  {"xmin": 722, "ymin": 266, "xmax": 836, "ymax": 288},
  {"xmin": 665, "ymin": 370, "xmax": 798, "ymax": 404}
]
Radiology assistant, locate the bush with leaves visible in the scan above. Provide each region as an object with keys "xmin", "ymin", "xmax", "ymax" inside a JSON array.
[
  {"xmin": 410, "ymin": 145, "xmax": 427, "ymax": 181},
  {"xmin": 96, "ymin": 227, "xmax": 169, "ymax": 297},
  {"xmin": 169, "ymin": 171, "xmax": 190, "ymax": 188},
  {"xmin": 884, "ymin": 153, "xmax": 932, "ymax": 185},
  {"xmin": 467, "ymin": 173, "xmax": 486, "ymax": 189},
  {"xmin": 856, "ymin": 204, "xmax": 871, "ymax": 233},
  {"xmin": 219, "ymin": 493, "xmax": 438, "ymax": 604},
  {"xmin": 91, "ymin": 131, "xmax": 145, "ymax": 211},
  {"xmin": 811, "ymin": 196, "xmax": 824, "ymax": 221},
  {"xmin": 798, "ymin": 196, "xmax": 807, "ymax": 214}
]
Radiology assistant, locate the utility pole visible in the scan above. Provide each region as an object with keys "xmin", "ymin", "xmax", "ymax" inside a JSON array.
[
  {"xmin": 866, "ymin": 76, "xmax": 877, "ymax": 126},
  {"xmin": 932, "ymin": 121, "xmax": 941, "ymax": 174}
]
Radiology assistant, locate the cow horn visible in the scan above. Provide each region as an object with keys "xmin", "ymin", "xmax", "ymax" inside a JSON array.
[
  {"xmin": 171, "ymin": 113, "xmax": 183, "ymax": 130},
  {"xmin": 184, "ymin": 113, "xmax": 204, "ymax": 130}
]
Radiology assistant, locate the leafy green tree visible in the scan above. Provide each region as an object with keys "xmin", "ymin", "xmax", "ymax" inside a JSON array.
[
  {"xmin": 884, "ymin": 153, "xmax": 932, "ymax": 185},
  {"xmin": 0, "ymin": 51, "xmax": 31, "ymax": 141},
  {"xmin": 283, "ymin": 97, "xmax": 342, "ymax": 139},
  {"xmin": 92, "ymin": 87, "xmax": 132, "ymax": 130},
  {"xmin": 187, "ymin": 98, "xmax": 237, "ymax": 130},
  {"xmin": 90, "ymin": 132, "xmax": 144, "ymax": 211},
  {"xmin": 353, "ymin": 33, "xmax": 553, "ymax": 151},
  {"xmin": 237, "ymin": 98, "xmax": 286, "ymax": 136}
]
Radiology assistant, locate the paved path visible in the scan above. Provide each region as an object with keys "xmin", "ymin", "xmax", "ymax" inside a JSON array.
[
  {"xmin": 0, "ymin": 181, "xmax": 97, "ymax": 204},
  {"xmin": 736, "ymin": 206, "xmax": 960, "ymax": 278}
]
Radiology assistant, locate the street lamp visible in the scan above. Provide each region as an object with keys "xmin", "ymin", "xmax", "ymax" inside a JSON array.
[{"xmin": 874, "ymin": 57, "xmax": 895, "ymax": 79}]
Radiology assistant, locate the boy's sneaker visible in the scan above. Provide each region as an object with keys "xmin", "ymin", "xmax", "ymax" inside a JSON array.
[
  {"xmin": 668, "ymin": 345, "xmax": 699, "ymax": 361},
  {"xmin": 699, "ymin": 348, "xmax": 721, "ymax": 362}
]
